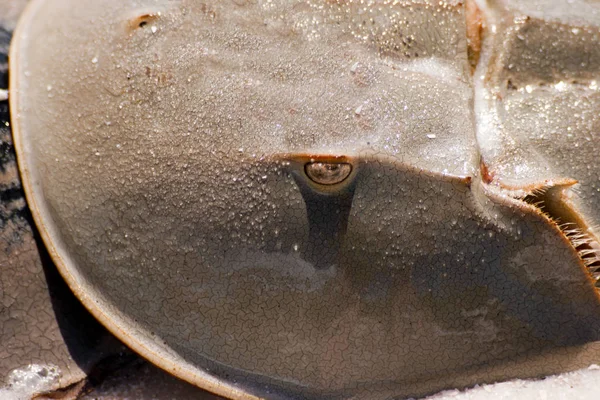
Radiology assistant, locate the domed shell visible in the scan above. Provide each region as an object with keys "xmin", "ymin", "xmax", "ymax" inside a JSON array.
[{"xmin": 9, "ymin": 0, "xmax": 600, "ymax": 399}]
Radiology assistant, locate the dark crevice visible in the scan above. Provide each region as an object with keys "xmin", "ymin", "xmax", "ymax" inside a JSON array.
[
  {"xmin": 0, "ymin": 26, "xmax": 9, "ymax": 83},
  {"xmin": 0, "ymin": 82, "xmax": 30, "ymax": 249}
]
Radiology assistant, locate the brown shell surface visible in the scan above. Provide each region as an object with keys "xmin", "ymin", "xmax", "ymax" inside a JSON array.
[{"xmin": 8, "ymin": 0, "xmax": 600, "ymax": 399}]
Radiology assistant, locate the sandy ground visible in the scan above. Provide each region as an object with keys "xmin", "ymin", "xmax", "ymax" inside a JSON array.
[{"xmin": 420, "ymin": 364, "xmax": 600, "ymax": 400}]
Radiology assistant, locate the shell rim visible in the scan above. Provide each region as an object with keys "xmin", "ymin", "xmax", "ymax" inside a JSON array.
[
  {"xmin": 8, "ymin": 1, "xmax": 261, "ymax": 399},
  {"xmin": 8, "ymin": 0, "xmax": 600, "ymax": 398}
]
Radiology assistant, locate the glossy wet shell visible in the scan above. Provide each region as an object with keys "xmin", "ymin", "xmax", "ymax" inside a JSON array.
[{"xmin": 8, "ymin": 0, "xmax": 600, "ymax": 399}]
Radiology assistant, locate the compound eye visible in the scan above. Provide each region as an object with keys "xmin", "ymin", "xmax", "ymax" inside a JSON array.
[{"xmin": 305, "ymin": 162, "xmax": 352, "ymax": 186}]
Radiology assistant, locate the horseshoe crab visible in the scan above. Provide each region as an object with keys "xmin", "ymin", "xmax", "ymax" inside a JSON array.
[{"xmin": 3, "ymin": 0, "xmax": 600, "ymax": 398}]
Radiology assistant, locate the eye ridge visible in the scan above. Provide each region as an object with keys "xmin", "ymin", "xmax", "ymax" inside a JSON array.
[{"xmin": 304, "ymin": 162, "xmax": 352, "ymax": 185}]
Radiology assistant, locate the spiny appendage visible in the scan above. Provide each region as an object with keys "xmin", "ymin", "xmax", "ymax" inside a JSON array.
[
  {"xmin": 522, "ymin": 185, "xmax": 600, "ymax": 289},
  {"xmin": 562, "ymin": 224, "xmax": 600, "ymax": 286}
]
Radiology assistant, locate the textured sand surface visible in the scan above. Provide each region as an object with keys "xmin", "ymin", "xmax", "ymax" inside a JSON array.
[{"xmin": 421, "ymin": 365, "xmax": 600, "ymax": 400}]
